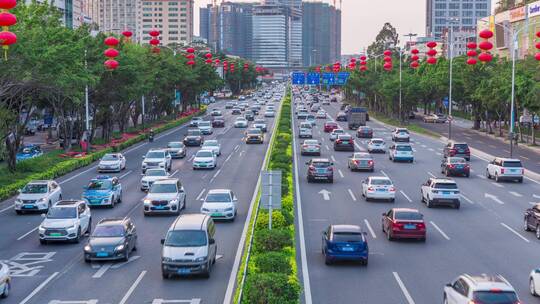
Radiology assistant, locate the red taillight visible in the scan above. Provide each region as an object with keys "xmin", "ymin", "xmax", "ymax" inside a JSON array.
[
  {"xmin": 501, "ymin": 168, "xmax": 505, "ymax": 174},
  {"xmin": 367, "ymin": 187, "xmax": 374, "ymax": 191},
  {"xmin": 368, "ymin": 160, "xmax": 374, "ymax": 166},
  {"xmin": 449, "ymin": 149, "xmax": 456, "ymax": 156},
  {"xmin": 353, "ymin": 160, "xmax": 360, "ymax": 165},
  {"xmin": 302, "ymin": 145, "xmax": 308, "ymax": 148},
  {"xmin": 465, "ymin": 148, "xmax": 470, "ymax": 153},
  {"xmin": 448, "ymin": 164, "xmax": 455, "ymax": 169},
  {"xmin": 308, "ymin": 166, "xmax": 315, "ymax": 171},
  {"xmin": 416, "ymin": 222, "xmax": 426, "ymax": 229},
  {"xmin": 389, "ymin": 187, "xmax": 396, "ymax": 192},
  {"xmin": 464, "ymin": 164, "xmax": 470, "ymax": 169},
  {"xmin": 328, "ymin": 167, "xmax": 333, "ymax": 171},
  {"xmin": 336, "ymin": 139, "xmax": 342, "ymax": 144},
  {"xmin": 392, "ymin": 222, "xmax": 403, "ymax": 229}
]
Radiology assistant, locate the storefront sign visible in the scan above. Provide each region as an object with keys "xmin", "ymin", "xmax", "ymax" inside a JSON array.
[{"xmin": 509, "ymin": 6, "xmax": 526, "ymax": 22}]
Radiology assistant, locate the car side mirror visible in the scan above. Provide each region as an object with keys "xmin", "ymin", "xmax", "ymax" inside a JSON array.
[
  {"xmin": 41, "ymin": 213, "xmax": 46, "ymax": 218},
  {"xmin": 445, "ymin": 283, "xmax": 452, "ymax": 288},
  {"xmin": 160, "ymin": 239, "xmax": 165, "ymax": 245},
  {"xmin": 141, "ymin": 156, "xmax": 145, "ymax": 159},
  {"xmin": 209, "ymin": 238, "xmax": 216, "ymax": 245}
]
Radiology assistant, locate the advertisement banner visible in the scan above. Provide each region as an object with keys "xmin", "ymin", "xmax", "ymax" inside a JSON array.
[
  {"xmin": 528, "ymin": 0, "xmax": 540, "ymax": 18},
  {"xmin": 509, "ymin": 6, "xmax": 526, "ymax": 22}
]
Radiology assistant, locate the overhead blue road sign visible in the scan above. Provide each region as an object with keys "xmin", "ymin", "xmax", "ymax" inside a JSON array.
[
  {"xmin": 336, "ymin": 72, "xmax": 350, "ymax": 85},
  {"xmin": 322, "ymin": 73, "xmax": 335, "ymax": 85},
  {"xmin": 307, "ymin": 72, "xmax": 320, "ymax": 85},
  {"xmin": 292, "ymin": 72, "xmax": 306, "ymax": 85}
]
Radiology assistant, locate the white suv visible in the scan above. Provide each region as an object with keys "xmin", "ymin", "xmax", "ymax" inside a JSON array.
[
  {"xmin": 420, "ymin": 178, "xmax": 460, "ymax": 209},
  {"xmin": 201, "ymin": 189, "xmax": 238, "ymax": 221},
  {"xmin": 15, "ymin": 180, "xmax": 62, "ymax": 214},
  {"xmin": 143, "ymin": 179, "xmax": 186, "ymax": 215},
  {"xmin": 140, "ymin": 168, "xmax": 170, "ymax": 191},
  {"xmin": 141, "ymin": 149, "xmax": 172, "ymax": 173},
  {"xmin": 443, "ymin": 274, "xmax": 520, "ymax": 304},
  {"xmin": 38, "ymin": 200, "xmax": 92, "ymax": 244},
  {"xmin": 391, "ymin": 128, "xmax": 410, "ymax": 142},
  {"xmin": 486, "ymin": 157, "xmax": 524, "ymax": 183}
]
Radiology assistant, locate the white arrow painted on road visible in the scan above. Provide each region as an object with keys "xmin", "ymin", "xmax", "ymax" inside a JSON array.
[
  {"xmin": 318, "ymin": 189, "xmax": 331, "ymax": 201},
  {"xmin": 485, "ymin": 193, "xmax": 504, "ymax": 205},
  {"xmin": 533, "ymin": 194, "xmax": 540, "ymax": 199}
]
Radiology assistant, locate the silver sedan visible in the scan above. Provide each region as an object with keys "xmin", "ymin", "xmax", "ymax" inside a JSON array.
[
  {"xmin": 300, "ymin": 140, "xmax": 321, "ymax": 156},
  {"xmin": 348, "ymin": 152, "xmax": 374, "ymax": 172}
]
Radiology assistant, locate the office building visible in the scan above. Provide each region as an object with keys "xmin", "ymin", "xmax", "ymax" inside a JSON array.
[
  {"xmin": 199, "ymin": 5, "xmax": 211, "ymax": 41},
  {"xmin": 425, "ymin": 0, "xmax": 491, "ymax": 38},
  {"xmin": 137, "ymin": 0, "xmax": 194, "ymax": 45},
  {"xmin": 83, "ymin": 0, "xmax": 137, "ymax": 36},
  {"xmin": 302, "ymin": 1, "xmax": 341, "ymax": 66},
  {"xmin": 31, "ymin": 0, "xmax": 84, "ymax": 28}
]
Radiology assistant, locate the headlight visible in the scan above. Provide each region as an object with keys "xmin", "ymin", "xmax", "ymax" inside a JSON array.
[
  {"xmin": 143, "ymin": 199, "xmax": 151, "ymax": 204},
  {"xmin": 225, "ymin": 207, "xmax": 234, "ymax": 212},
  {"xmin": 201, "ymin": 208, "xmax": 210, "ymax": 212},
  {"xmin": 84, "ymin": 245, "xmax": 92, "ymax": 252},
  {"xmin": 170, "ymin": 199, "xmax": 178, "ymax": 205},
  {"xmin": 115, "ymin": 244, "xmax": 125, "ymax": 252},
  {"xmin": 195, "ymin": 256, "xmax": 208, "ymax": 262},
  {"xmin": 15, "ymin": 199, "xmax": 22, "ymax": 205},
  {"xmin": 103, "ymin": 197, "xmax": 111, "ymax": 203},
  {"xmin": 36, "ymin": 198, "xmax": 46, "ymax": 203},
  {"xmin": 38, "ymin": 226, "xmax": 45, "ymax": 233},
  {"xmin": 159, "ymin": 162, "xmax": 165, "ymax": 167},
  {"xmin": 162, "ymin": 257, "xmax": 173, "ymax": 262}
]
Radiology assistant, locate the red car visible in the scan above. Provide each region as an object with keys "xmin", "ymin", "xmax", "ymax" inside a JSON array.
[
  {"xmin": 382, "ymin": 208, "xmax": 426, "ymax": 242},
  {"xmin": 324, "ymin": 121, "xmax": 338, "ymax": 133}
]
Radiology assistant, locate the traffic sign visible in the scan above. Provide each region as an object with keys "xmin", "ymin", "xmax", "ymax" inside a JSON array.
[
  {"xmin": 307, "ymin": 72, "xmax": 320, "ymax": 85},
  {"xmin": 336, "ymin": 72, "xmax": 350, "ymax": 85},
  {"xmin": 292, "ymin": 72, "xmax": 306, "ymax": 85},
  {"xmin": 322, "ymin": 73, "xmax": 335, "ymax": 85}
]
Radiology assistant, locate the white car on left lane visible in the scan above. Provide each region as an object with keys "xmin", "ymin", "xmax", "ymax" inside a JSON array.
[
  {"xmin": 15, "ymin": 180, "xmax": 62, "ymax": 214},
  {"xmin": 0, "ymin": 263, "xmax": 10, "ymax": 298},
  {"xmin": 98, "ymin": 153, "xmax": 126, "ymax": 172},
  {"xmin": 38, "ymin": 200, "xmax": 92, "ymax": 244}
]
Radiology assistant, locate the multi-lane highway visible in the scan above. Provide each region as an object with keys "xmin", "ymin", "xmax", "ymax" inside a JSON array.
[
  {"xmin": 0, "ymin": 88, "xmax": 281, "ymax": 304},
  {"xmin": 293, "ymin": 94, "xmax": 540, "ymax": 303}
]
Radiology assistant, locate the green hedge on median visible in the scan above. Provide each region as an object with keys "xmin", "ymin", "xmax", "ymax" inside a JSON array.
[
  {"xmin": 242, "ymin": 90, "xmax": 300, "ymax": 303},
  {"xmin": 0, "ymin": 107, "xmax": 206, "ymax": 202}
]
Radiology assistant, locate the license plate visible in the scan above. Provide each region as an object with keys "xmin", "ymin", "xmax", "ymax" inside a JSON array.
[
  {"xmin": 154, "ymin": 206, "xmax": 165, "ymax": 210},
  {"xmin": 376, "ymin": 188, "xmax": 386, "ymax": 192},
  {"xmin": 23, "ymin": 204, "xmax": 34, "ymax": 209},
  {"xmin": 510, "ymin": 169, "xmax": 519, "ymax": 173},
  {"xmin": 211, "ymin": 213, "xmax": 222, "ymax": 217},
  {"xmin": 341, "ymin": 247, "xmax": 354, "ymax": 252},
  {"xmin": 97, "ymin": 252, "xmax": 109, "ymax": 257},
  {"xmin": 315, "ymin": 177, "xmax": 326, "ymax": 179},
  {"xmin": 50, "ymin": 233, "xmax": 62, "ymax": 236},
  {"xmin": 343, "ymin": 141, "xmax": 350, "ymax": 144},
  {"xmin": 178, "ymin": 268, "xmax": 191, "ymax": 274},
  {"xmin": 200, "ymin": 164, "xmax": 207, "ymax": 167},
  {"xmin": 404, "ymin": 224, "xmax": 416, "ymax": 230},
  {"xmin": 442, "ymin": 191, "xmax": 450, "ymax": 195}
]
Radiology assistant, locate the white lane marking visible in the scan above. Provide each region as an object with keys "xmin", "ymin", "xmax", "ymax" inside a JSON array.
[
  {"xmin": 485, "ymin": 193, "xmax": 504, "ymax": 205},
  {"xmin": 522, "ymin": 156, "xmax": 530, "ymax": 160},
  {"xmin": 188, "ymin": 155, "xmax": 195, "ymax": 161},
  {"xmin": 435, "ymin": 152, "xmax": 442, "ymax": 156},
  {"xmin": 170, "ymin": 169, "xmax": 179, "ymax": 177},
  {"xmin": 119, "ymin": 170, "xmax": 132, "ymax": 179},
  {"xmin": 400, "ymin": 190, "xmax": 412, "ymax": 203},
  {"xmin": 501, "ymin": 223, "xmax": 530, "ymax": 243},
  {"xmin": 393, "ymin": 272, "xmax": 416, "ymax": 304},
  {"xmin": 530, "ymin": 202, "xmax": 538, "ymax": 205},
  {"xmin": 318, "ymin": 189, "xmax": 331, "ymax": 200},
  {"xmin": 225, "ymin": 154, "xmax": 233, "ymax": 163},
  {"xmin": 196, "ymin": 188, "xmax": 206, "ymax": 201},
  {"xmin": 460, "ymin": 194, "xmax": 475, "ymax": 204},
  {"xmin": 234, "ymin": 145, "xmax": 240, "ymax": 151},
  {"xmin": 476, "ymin": 174, "xmax": 487, "ymax": 179},
  {"xmin": 430, "ymin": 221, "xmax": 450, "ymax": 240},
  {"xmin": 330, "ymin": 155, "xmax": 336, "ymax": 162},
  {"xmin": 59, "ymin": 166, "xmax": 98, "ymax": 185},
  {"xmin": 427, "ymin": 171, "xmax": 436, "ymax": 178},
  {"xmin": 363, "ymin": 219, "xmax": 376, "ymax": 238},
  {"xmin": 0, "ymin": 204, "xmax": 13, "ymax": 214},
  {"xmin": 491, "ymin": 182, "xmax": 504, "ymax": 188},
  {"xmin": 380, "ymin": 170, "xmax": 389, "ymax": 178},
  {"xmin": 17, "ymin": 226, "xmax": 39, "ymax": 241},
  {"xmin": 421, "ymin": 144, "xmax": 427, "ymax": 148},
  {"xmin": 238, "ymin": 151, "xmax": 245, "ymax": 157},
  {"xmin": 534, "ymin": 194, "xmax": 540, "ymax": 199},
  {"xmin": 118, "ymin": 270, "xmax": 147, "ymax": 304},
  {"xmin": 348, "ymin": 189, "xmax": 357, "ymax": 201},
  {"xmin": 509, "ymin": 191, "xmax": 523, "ymax": 197},
  {"xmin": 325, "ymin": 145, "xmax": 330, "ymax": 151},
  {"xmin": 92, "ymin": 263, "xmax": 112, "ymax": 278},
  {"xmin": 428, "ymin": 148, "xmax": 435, "ymax": 152},
  {"xmin": 19, "ymin": 272, "xmax": 60, "ymax": 304},
  {"xmin": 212, "ymin": 169, "xmax": 222, "ymax": 179},
  {"xmin": 338, "ymin": 169, "xmax": 344, "ymax": 178}
]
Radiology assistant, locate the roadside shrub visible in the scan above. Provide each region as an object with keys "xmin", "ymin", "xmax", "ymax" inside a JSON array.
[
  {"xmin": 244, "ymin": 273, "xmax": 300, "ymax": 304},
  {"xmin": 256, "ymin": 210, "xmax": 287, "ymax": 230},
  {"xmin": 254, "ymin": 251, "xmax": 292, "ymax": 275},
  {"xmin": 253, "ymin": 228, "xmax": 292, "ymax": 252}
]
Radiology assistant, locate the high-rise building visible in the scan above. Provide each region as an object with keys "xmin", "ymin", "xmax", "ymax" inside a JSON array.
[
  {"xmin": 83, "ymin": 0, "xmax": 137, "ymax": 36},
  {"xmin": 31, "ymin": 0, "xmax": 83, "ymax": 28},
  {"xmin": 425, "ymin": 0, "xmax": 491, "ymax": 38},
  {"xmin": 137, "ymin": 0, "xmax": 194, "ymax": 45},
  {"xmin": 199, "ymin": 5, "xmax": 211, "ymax": 41},
  {"xmin": 302, "ymin": 2, "xmax": 341, "ymax": 66}
]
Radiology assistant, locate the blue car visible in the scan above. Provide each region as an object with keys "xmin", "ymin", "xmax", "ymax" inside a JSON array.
[
  {"xmin": 82, "ymin": 176, "xmax": 122, "ymax": 208},
  {"xmin": 388, "ymin": 143, "xmax": 414, "ymax": 163},
  {"xmin": 322, "ymin": 225, "xmax": 369, "ymax": 265},
  {"xmin": 16, "ymin": 144, "xmax": 42, "ymax": 162}
]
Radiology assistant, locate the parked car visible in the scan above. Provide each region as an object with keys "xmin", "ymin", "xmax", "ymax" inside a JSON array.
[
  {"xmin": 423, "ymin": 114, "xmax": 439, "ymax": 123},
  {"xmin": 321, "ymin": 225, "xmax": 369, "ymax": 266},
  {"xmin": 15, "ymin": 180, "xmax": 62, "ymax": 214},
  {"xmin": 381, "ymin": 208, "xmax": 426, "ymax": 241},
  {"xmin": 16, "ymin": 144, "xmax": 43, "ymax": 162},
  {"xmin": 83, "ymin": 217, "xmax": 137, "ymax": 262}
]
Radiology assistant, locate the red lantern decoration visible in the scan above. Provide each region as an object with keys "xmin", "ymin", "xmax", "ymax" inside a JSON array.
[
  {"xmin": 149, "ymin": 29, "xmax": 160, "ymax": 37},
  {"xmin": 411, "ymin": 49, "xmax": 419, "ymax": 55},
  {"xmin": 149, "ymin": 38, "xmax": 159, "ymax": 46},
  {"xmin": 103, "ymin": 48, "xmax": 119, "ymax": 58},
  {"xmin": 535, "ymin": 42, "xmax": 540, "ymax": 50},
  {"xmin": 0, "ymin": 0, "xmax": 17, "ymax": 10},
  {"xmin": 186, "ymin": 47, "xmax": 195, "ymax": 53},
  {"xmin": 383, "ymin": 56, "xmax": 392, "ymax": 62},
  {"xmin": 426, "ymin": 41, "xmax": 437, "ymax": 48},
  {"xmin": 104, "ymin": 59, "xmax": 119, "ymax": 70},
  {"xmin": 535, "ymin": 53, "xmax": 540, "ymax": 61},
  {"xmin": 186, "ymin": 60, "xmax": 195, "ymax": 66},
  {"xmin": 426, "ymin": 57, "xmax": 437, "ymax": 65},
  {"xmin": 152, "ymin": 47, "xmax": 161, "ymax": 54},
  {"xmin": 479, "ymin": 29, "xmax": 493, "ymax": 39},
  {"xmin": 360, "ymin": 55, "xmax": 367, "ymax": 61},
  {"xmin": 410, "ymin": 61, "xmax": 419, "ymax": 69},
  {"xmin": 122, "ymin": 30, "xmax": 133, "ymax": 38},
  {"xmin": 104, "ymin": 36, "xmax": 119, "ymax": 47},
  {"xmin": 383, "ymin": 62, "xmax": 392, "ymax": 70},
  {"xmin": 426, "ymin": 49, "xmax": 437, "ymax": 57},
  {"xmin": 411, "ymin": 55, "xmax": 419, "ymax": 61},
  {"xmin": 383, "ymin": 50, "xmax": 392, "ymax": 56},
  {"xmin": 478, "ymin": 52, "xmax": 493, "ymax": 62},
  {"xmin": 360, "ymin": 61, "xmax": 367, "ymax": 65},
  {"xmin": 205, "ymin": 53, "xmax": 212, "ymax": 59},
  {"xmin": 214, "ymin": 58, "xmax": 221, "ymax": 64},
  {"xmin": 466, "ymin": 50, "xmax": 477, "ymax": 57},
  {"xmin": 0, "ymin": 30, "xmax": 16, "ymax": 46},
  {"xmin": 0, "ymin": 12, "xmax": 16, "ymax": 27},
  {"xmin": 185, "ymin": 53, "xmax": 195, "ymax": 59},
  {"xmin": 478, "ymin": 41, "xmax": 493, "ymax": 51},
  {"xmin": 360, "ymin": 65, "xmax": 367, "ymax": 71},
  {"xmin": 466, "ymin": 42, "xmax": 477, "ymax": 49},
  {"xmin": 537, "ymin": 31, "xmax": 540, "ymax": 38},
  {"xmin": 205, "ymin": 59, "xmax": 213, "ymax": 64},
  {"xmin": 466, "ymin": 58, "xmax": 477, "ymax": 65}
]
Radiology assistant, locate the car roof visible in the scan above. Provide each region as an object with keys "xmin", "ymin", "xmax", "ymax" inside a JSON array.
[
  {"xmin": 171, "ymin": 214, "xmax": 209, "ymax": 230},
  {"xmin": 370, "ymin": 138, "xmax": 384, "ymax": 141},
  {"xmin": 153, "ymin": 178, "xmax": 179, "ymax": 185},
  {"xmin": 204, "ymin": 139, "xmax": 218, "ymax": 143},
  {"xmin": 98, "ymin": 217, "xmax": 127, "ymax": 225},
  {"xmin": 392, "ymin": 208, "xmax": 419, "ymax": 213},
  {"xmin": 312, "ymin": 158, "xmax": 330, "ymax": 162},
  {"xmin": 447, "ymin": 157, "xmax": 466, "ymax": 161},
  {"xmin": 461, "ymin": 274, "xmax": 514, "ymax": 291},
  {"xmin": 55, "ymin": 200, "xmax": 83, "ymax": 206},
  {"xmin": 207, "ymin": 189, "xmax": 232, "ymax": 194},
  {"xmin": 331, "ymin": 224, "xmax": 362, "ymax": 233},
  {"xmin": 495, "ymin": 158, "xmax": 521, "ymax": 162},
  {"xmin": 148, "ymin": 148, "xmax": 167, "ymax": 152},
  {"xmin": 369, "ymin": 176, "xmax": 390, "ymax": 181},
  {"xmin": 430, "ymin": 178, "xmax": 457, "ymax": 184}
]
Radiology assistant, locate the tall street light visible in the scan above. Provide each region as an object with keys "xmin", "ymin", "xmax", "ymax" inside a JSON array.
[{"xmin": 446, "ymin": 17, "xmax": 460, "ymax": 141}]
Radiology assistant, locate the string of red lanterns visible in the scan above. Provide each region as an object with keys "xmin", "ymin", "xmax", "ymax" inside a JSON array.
[
  {"xmin": 426, "ymin": 41, "xmax": 437, "ymax": 65},
  {"xmin": 466, "ymin": 42, "xmax": 477, "ymax": 65},
  {"xmin": 121, "ymin": 30, "xmax": 133, "ymax": 42},
  {"xmin": 243, "ymin": 63, "xmax": 249, "ymax": 71},
  {"xmin": 149, "ymin": 29, "xmax": 160, "ymax": 54},
  {"xmin": 410, "ymin": 49, "xmax": 419, "ymax": 69},
  {"xmin": 535, "ymin": 31, "xmax": 540, "ymax": 61},
  {"xmin": 103, "ymin": 36, "xmax": 120, "ymax": 70},
  {"xmin": 359, "ymin": 55, "xmax": 367, "ymax": 71},
  {"xmin": 383, "ymin": 50, "xmax": 392, "ymax": 71},
  {"xmin": 0, "ymin": 0, "xmax": 17, "ymax": 60},
  {"xmin": 186, "ymin": 47, "xmax": 195, "ymax": 66},
  {"xmin": 332, "ymin": 61, "xmax": 341, "ymax": 73},
  {"xmin": 478, "ymin": 29, "xmax": 493, "ymax": 63}
]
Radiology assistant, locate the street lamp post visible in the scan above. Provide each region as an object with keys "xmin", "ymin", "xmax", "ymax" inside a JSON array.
[{"xmin": 446, "ymin": 17, "xmax": 460, "ymax": 141}]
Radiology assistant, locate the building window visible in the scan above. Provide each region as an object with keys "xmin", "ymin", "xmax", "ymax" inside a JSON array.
[
  {"xmin": 449, "ymin": 3, "xmax": 459, "ymax": 9},
  {"xmin": 462, "ymin": 18, "xmax": 473, "ymax": 25},
  {"xmin": 435, "ymin": 3, "xmax": 446, "ymax": 9},
  {"xmin": 142, "ymin": 1, "xmax": 151, "ymax": 4},
  {"xmin": 143, "ymin": 7, "xmax": 152, "ymax": 11},
  {"xmin": 143, "ymin": 13, "xmax": 152, "ymax": 17},
  {"xmin": 168, "ymin": 19, "xmax": 178, "ymax": 22},
  {"xmin": 435, "ymin": 11, "xmax": 446, "ymax": 17},
  {"xmin": 168, "ymin": 13, "xmax": 178, "ymax": 16},
  {"xmin": 169, "ymin": 30, "xmax": 178, "ymax": 34},
  {"xmin": 169, "ymin": 24, "xmax": 178, "ymax": 28},
  {"xmin": 462, "ymin": 3, "xmax": 472, "ymax": 9},
  {"xmin": 462, "ymin": 10, "xmax": 473, "ymax": 17},
  {"xmin": 475, "ymin": 3, "xmax": 487, "ymax": 9},
  {"xmin": 143, "ymin": 24, "xmax": 152, "ymax": 28},
  {"xmin": 170, "ymin": 37, "xmax": 178, "ymax": 40},
  {"xmin": 142, "ymin": 18, "xmax": 152, "ymax": 22},
  {"xmin": 449, "ymin": 10, "xmax": 459, "ymax": 17},
  {"xmin": 168, "ymin": 2, "xmax": 178, "ymax": 5},
  {"xmin": 169, "ymin": 7, "xmax": 178, "ymax": 11}
]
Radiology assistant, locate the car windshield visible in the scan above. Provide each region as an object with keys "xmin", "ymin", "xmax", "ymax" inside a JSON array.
[
  {"xmin": 472, "ymin": 291, "xmax": 518, "ymax": 303},
  {"xmin": 149, "ymin": 183, "xmax": 177, "ymax": 193},
  {"xmin": 92, "ymin": 225, "xmax": 125, "ymax": 237},
  {"xmin": 394, "ymin": 212, "xmax": 423, "ymax": 221},
  {"xmin": 305, "ymin": 140, "xmax": 319, "ymax": 145},
  {"xmin": 354, "ymin": 153, "xmax": 370, "ymax": 159},
  {"xmin": 146, "ymin": 151, "xmax": 165, "ymax": 158},
  {"xmin": 396, "ymin": 145, "xmax": 412, "ymax": 151},
  {"xmin": 168, "ymin": 142, "xmax": 184, "ymax": 148},
  {"xmin": 205, "ymin": 192, "xmax": 231, "ymax": 203},
  {"xmin": 198, "ymin": 122, "xmax": 210, "ymax": 127},
  {"xmin": 22, "ymin": 184, "xmax": 48, "ymax": 194},
  {"xmin": 398, "ymin": 129, "xmax": 409, "ymax": 134},
  {"xmin": 433, "ymin": 183, "xmax": 458, "ymax": 189},
  {"xmin": 338, "ymin": 135, "xmax": 352, "ymax": 140},
  {"xmin": 102, "ymin": 154, "xmax": 119, "ymax": 161},
  {"xmin": 165, "ymin": 230, "xmax": 207, "ymax": 247},
  {"xmin": 196, "ymin": 151, "xmax": 214, "ymax": 158},
  {"xmin": 87, "ymin": 180, "xmax": 112, "ymax": 190},
  {"xmin": 47, "ymin": 207, "xmax": 77, "ymax": 219},
  {"xmin": 145, "ymin": 169, "xmax": 167, "ymax": 177},
  {"xmin": 503, "ymin": 161, "xmax": 522, "ymax": 168},
  {"xmin": 332, "ymin": 232, "xmax": 363, "ymax": 243},
  {"xmin": 453, "ymin": 144, "xmax": 468, "ymax": 150},
  {"xmin": 255, "ymin": 120, "xmax": 265, "ymax": 124},
  {"xmin": 307, "ymin": 115, "xmax": 315, "ymax": 120},
  {"xmin": 236, "ymin": 118, "xmax": 246, "ymax": 122},
  {"xmin": 248, "ymin": 129, "xmax": 262, "ymax": 135},
  {"xmin": 187, "ymin": 130, "xmax": 201, "ymax": 136},
  {"xmin": 333, "ymin": 130, "xmax": 344, "ymax": 134},
  {"xmin": 312, "ymin": 162, "xmax": 330, "ymax": 168},
  {"xmin": 370, "ymin": 179, "xmax": 392, "ymax": 185},
  {"xmin": 449, "ymin": 158, "xmax": 466, "ymax": 164},
  {"xmin": 203, "ymin": 141, "xmax": 218, "ymax": 147}
]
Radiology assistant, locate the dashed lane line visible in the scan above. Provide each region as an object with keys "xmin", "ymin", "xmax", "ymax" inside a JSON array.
[
  {"xmin": 363, "ymin": 219, "xmax": 376, "ymax": 238},
  {"xmin": 430, "ymin": 221, "xmax": 450, "ymax": 240},
  {"xmin": 348, "ymin": 189, "xmax": 357, "ymax": 201},
  {"xmin": 400, "ymin": 190, "xmax": 412, "ymax": 203},
  {"xmin": 393, "ymin": 272, "xmax": 416, "ymax": 304},
  {"xmin": 501, "ymin": 223, "xmax": 530, "ymax": 243},
  {"xmin": 338, "ymin": 169, "xmax": 344, "ymax": 178}
]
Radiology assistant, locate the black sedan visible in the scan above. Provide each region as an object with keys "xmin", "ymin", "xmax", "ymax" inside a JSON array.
[
  {"xmin": 183, "ymin": 129, "xmax": 204, "ymax": 146},
  {"xmin": 356, "ymin": 126, "xmax": 373, "ymax": 138},
  {"xmin": 84, "ymin": 218, "xmax": 137, "ymax": 262},
  {"xmin": 212, "ymin": 117, "xmax": 225, "ymax": 128},
  {"xmin": 334, "ymin": 134, "xmax": 355, "ymax": 152}
]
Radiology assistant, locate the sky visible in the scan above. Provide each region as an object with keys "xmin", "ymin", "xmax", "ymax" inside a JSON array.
[{"xmin": 193, "ymin": 0, "xmax": 499, "ymax": 55}]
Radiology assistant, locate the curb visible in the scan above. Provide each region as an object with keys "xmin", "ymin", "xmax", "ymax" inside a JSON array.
[{"xmin": 467, "ymin": 128, "xmax": 540, "ymax": 156}]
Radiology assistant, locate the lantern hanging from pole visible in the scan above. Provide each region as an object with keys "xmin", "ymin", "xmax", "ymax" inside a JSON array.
[
  {"xmin": 205, "ymin": 59, "xmax": 213, "ymax": 64},
  {"xmin": 103, "ymin": 36, "xmax": 120, "ymax": 70},
  {"xmin": 383, "ymin": 50, "xmax": 392, "ymax": 56},
  {"xmin": 383, "ymin": 56, "xmax": 392, "ymax": 62},
  {"xmin": 121, "ymin": 30, "xmax": 133, "ymax": 42},
  {"xmin": 205, "ymin": 53, "xmax": 212, "ymax": 59},
  {"xmin": 410, "ymin": 61, "xmax": 419, "ymax": 69},
  {"xmin": 466, "ymin": 42, "xmax": 477, "ymax": 49},
  {"xmin": 426, "ymin": 57, "xmax": 437, "ymax": 65},
  {"xmin": 466, "ymin": 50, "xmax": 477, "ymax": 57},
  {"xmin": 411, "ymin": 55, "xmax": 419, "ymax": 61},
  {"xmin": 0, "ymin": 0, "xmax": 17, "ymax": 60},
  {"xmin": 478, "ymin": 52, "xmax": 493, "ymax": 62},
  {"xmin": 479, "ymin": 29, "xmax": 493, "ymax": 39},
  {"xmin": 466, "ymin": 40, "xmax": 478, "ymax": 65},
  {"xmin": 411, "ymin": 48, "xmax": 419, "ymax": 55},
  {"xmin": 185, "ymin": 53, "xmax": 195, "ymax": 59},
  {"xmin": 360, "ymin": 65, "xmax": 367, "ymax": 71},
  {"xmin": 383, "ymin": 62, "xmax": 392, "ymax": 70},
  {"xmin": 360, "ymin": 55, "xmax": 367, "ymax": 61},
  {"xmin": 466, "ymin": 58, "xmax": 477, "ymax": 65},
  {"xmin": 149, "ymin": 29, "xmax": 160, "ymax": 37},
  {"xmin": 426, "ymin": 49, "xmax": 437, "ymax": 57},
  {"xmin": 478, "ymin": 29, "xmax": 493, "ymax": 63},
  {"xmin": 186, "ymin": 47, "xmax": 195, "ymax": 53},
  {"xmin": 187, "ymin": 60, "xmax": 195, "ymax": 66},
  {"xmin": 104, "ymin": 48, "xmax": 119, "ymax": 58},
  {"xmin": 426, "ymin": 41, "xmax": 437, "ymax": 65}
]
